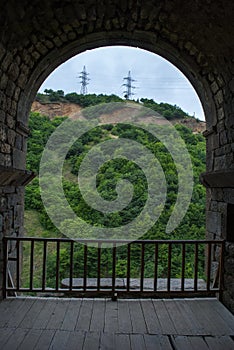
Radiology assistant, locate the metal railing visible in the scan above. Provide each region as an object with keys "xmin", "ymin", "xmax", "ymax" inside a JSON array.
[{"xmin": 3, "ymin": 237, "xmax": 224, "ymax": 299}]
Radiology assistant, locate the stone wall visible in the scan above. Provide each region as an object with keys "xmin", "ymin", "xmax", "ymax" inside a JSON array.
[{"xmin": 0, "ymin": 0, "xmax": 234, "ymax": 311}]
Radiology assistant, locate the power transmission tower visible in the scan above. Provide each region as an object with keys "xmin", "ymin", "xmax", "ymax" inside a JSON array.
[
  {"xmin": 123, "ymin": 71, "xmax": 136, "ymax": 99},
  {"xmin": 79, "ymin": 66, "xmax": 90, "ymax": 95}
]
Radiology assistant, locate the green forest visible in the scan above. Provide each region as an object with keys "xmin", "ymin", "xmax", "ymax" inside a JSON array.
[{"xmin": 23, "ymin": 94, "xmax": 206, "ymax": 289}]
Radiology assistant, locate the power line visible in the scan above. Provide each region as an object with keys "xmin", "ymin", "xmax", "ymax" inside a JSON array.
[
  {"xmin": 79, "ymin": 66, "xmax": 90, "ymax": 95},
  {"xmin": 123, "ymin": 71, "xmax": 136, "ymax": 99}
]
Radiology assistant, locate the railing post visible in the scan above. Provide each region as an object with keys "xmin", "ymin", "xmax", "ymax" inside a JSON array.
[
  {"xmin": 140, "ymin": 243, "xmax": 145, "ymax": 292},
  {"xmin": 181, "ymin": 243, "xmax": 185, "ymax": 292},
  {"xmin": 112, "ymin": 243, "xmax": 117, "ymax": 301},
  {"xmin": 127, "ymin": 243, "xmax": 131, "ymax": 292},
  {"xmin": 206, "ymin": 242, "xmax": 211, "ymax": 292},
  {"xmin": 97, "ymin": 242, "xmax": 101, "ymax": 291},
  {"xmin": 154, "ymin": 243, "xmax": 158, "ymax": 292},
  {"xmin": 194, "ymin": 242, "xmax": 198, "ymax": 292},
  {"xmin": 167, "ymin": 243, "xmax": 172, "ymax": 292},
  {"xmin": 2, "ymin": 237, "xmax": 7, "ymax": 299},
  {"xmin": 218, "ymin": 240, "xmax": 225, "ymax": 301},
  {"xmin": 42, "ymin": 240, "xmax": 47, "ymax": 291},
  {"xmin": 69, "ymin": 240, "xmax": 74, "ymax": 291},
  {"xmin": 16, "ymin": 240, "xmax": 20, "ymax": 291},
  {"xmin": 83, "ymin": 244, "xmax": 87, "ymax": 292}
]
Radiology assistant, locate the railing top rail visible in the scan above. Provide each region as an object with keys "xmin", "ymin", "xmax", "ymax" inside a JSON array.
[{"xmin": 3, "ymin": 236, "xmax": 225, "ymax": 244}]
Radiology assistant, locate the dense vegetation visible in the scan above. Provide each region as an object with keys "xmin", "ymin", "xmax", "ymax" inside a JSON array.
[{"xmin": 23, "ymin": 98, "xmax": 206, "ymax": 289}]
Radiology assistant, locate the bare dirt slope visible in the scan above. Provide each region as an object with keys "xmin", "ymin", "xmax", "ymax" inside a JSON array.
[{"xmin": 31, "ymin": 101, "xmax": 206, "ymax": 133}]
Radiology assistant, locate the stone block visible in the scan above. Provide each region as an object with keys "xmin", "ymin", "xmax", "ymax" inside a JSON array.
[
  {"xmin": 206, "ymin": 151, "xmax": 214, "ymax": 171},
  {"xmin": 211, "ymin": 81, "xmax": 219, "ymax": 94},
  {"xmin": 0, "ymin": 214, "xmax": 2, "ymax": 232},
  {"xmin": 4, "ymin": 154, "xmax": 11, "ymax": 167},
  {"xmin": 0, "ymin": 43, "xmax": 6, "ymax": 61},
  {"xmin": 220, "ymin": 130, "xmax": 228, "ymax": 146},
  {"xmin": 0, "ymin": 153, "xmax": 4, "ymax": 166},
  {"xmin": 1, "ymin": 143, "xmax": 11, "ymax": 153},
  {"xmin": 0, "ymin": 109, "xmax": 5, "ymax": 123},
  {"xmin": 8, "ymin": 63, "xmax": 19, "ymax": 82},
  {"xmin": 12, "ymin": 149, "xmax": 26, "ymax": 169},
  {"xmin": 35, "ymin": 42, "xmax": 48, "ymax": 55},
  {"xmin": 67, "ymin": 31, "xmax": 76, "ymax": 40},
  {"xmin": 215, "ymin": 90, "xmax": 224, "ymax": 106},
  {"xmin": 17, "ymin": 72, "xmax": 27, "ymax": 89},
  {"xmin": 53, "ymin": 37, "xmax": 63, "ymax": 47},
  {"xmin": 206, "ymin": 211, "xmax": 221, "ymax": 235},
  {"xmin": 0, "ymin": 72, "xmax": 8, "ymax": 90},
  {"xmin": 226, "ymin": 243, "xmax": 234, "ymax": 258},
  {"xmin": 210, "ymin": 200, "xmax": 218, "ymax": 211},
  {"xmin": 211, "ymin": 189, "xmax": 223, "ymax": 201},
  {"xmin": 217, "ymin": 107, "xmax": 224, "ymax": 120},
  {"xmin": 15, "ymin": 134, "xmax": 22, "ymax": 150},
  {"xmin": 214, "ymin": 155, "xmax": 227, "ymax": 171},
  {"xmin": 214, "ymin": 144, "xmax": 231, "ymax": 157},
  {"xmin": 214, "ymin": 154, "xmax": 234, "ymax": 171},
  {"xmin": 223, "ymin": 189, "xmax": 234, "ymax": 204},
  {"xmin": 207, "ymin": 133, "xmax": 219, "ymax": 150},
  {"xmin": 0, "ymin": 124, "xmax": 7, "ymax": 142},
  {"xmin": 14, "ymin": 204, "xmax": 24, "ymax": 228},
  {"xmin": 6, "ymin": 114, "xmax": 15, "ymax": 129},
  {"xmin": 2, "ymin": 52, "xmax": 13, "ymax": 72},
  {"xmin": 0, "ymin": 92, "xmax": 6, "ymax": 111},
  {"xmin": 44, "ymin": 40, "xmax": 54, "ymax": 49},
  {"xmin": 224, "ymin": 258, "xmax": 234, "ymax": 276},
  {"xmin": 7, "ymin": 129, "xmax": 16, "ymax": 146},
  {"xmin": 13, "ymin": 87, "xmax": 21, "ymax": 102}
]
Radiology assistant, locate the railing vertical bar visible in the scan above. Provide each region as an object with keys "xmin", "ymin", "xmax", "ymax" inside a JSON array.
[
  {"xmin": 83, "ymin": 244, "xmax": 87, "ymax": 291},
  {"xmin": 181, "ymin": 243, "xmax": 185, "ymax": 292},
  {"xmin": 167, "ymin": 243, "xmax": 172, "ymax": 292},
  {"xmin": 69, "ymin": 241, "xmax": 74, "ymax": 291},
  {"xmin": 42, "ymin": 241, "xmax": 47, "ymax": 291},
  {"xmin": 29, "ymin": 240, "xmax": 34, "ymax": 291},
  {"xmin": 97, "ymin": 242, "xmax": 101, "ymax": 291},
  {"xmin": 154, "ymin": 243, "xmax": 158, "ymax": 291},
  {"xmin": 55, "ymin": 241, "xmax": 60, "ymax": 291},
  {"xmin": 3, "ymin": 238, "xmax": 7, "ymax": 298},
  {"xmin": 112, "ymin": 243, "xmax": 116, "ymax": 293},
  {"xmin": 140, "ymin": 243, "xmax": 145, "ymax": 292},
  {"xmin": 206, "ymin": 242, "xmax": 212, "ymax": 291},
  {"xmin": 127, "ymin": 244, "xmax": 131, "ymax": 291},
  {"xmin": 194, "ymin": 242, "xmax": 198, "ymax": 291},
  {"xmin": 16, "ymin": 240, "xmax": 20, "ymax": 291},
  {"xmin": 218, "ymin": 241, "xmax": 225, "ymax": 301}
]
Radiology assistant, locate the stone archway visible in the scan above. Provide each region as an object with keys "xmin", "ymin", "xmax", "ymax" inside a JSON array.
[{"xmin": 0, "ymin": 0, "xmax": 234, "ymax": 311}]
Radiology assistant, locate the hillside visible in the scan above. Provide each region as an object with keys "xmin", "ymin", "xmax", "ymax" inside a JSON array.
[
  {"xmin": 23, "ymin": 109, "xmax": 206, "ymax": 287},
  {"xmin": 31, "ymin": 100, "xmax": 206, "ymax": 134}
]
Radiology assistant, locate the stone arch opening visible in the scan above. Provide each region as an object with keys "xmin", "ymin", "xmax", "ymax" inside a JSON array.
[
  {"xmin": 18, "ymin": 33, "xmax": 215, "ymax": 129},
  {"xmin": 22, "ymin": 42, "xmax": 208, "ymax": 294}
]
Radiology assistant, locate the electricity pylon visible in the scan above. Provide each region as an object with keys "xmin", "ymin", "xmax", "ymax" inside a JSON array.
[
  {"xmin": 123, "ymin": 71, "xmax": 136, "ymax": 99},
  {"xmin": 79, "ymin": 66, "xmax": 90, "ymax": 95}
]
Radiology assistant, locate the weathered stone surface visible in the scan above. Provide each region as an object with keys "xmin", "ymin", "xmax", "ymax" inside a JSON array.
[
  {"xmin": 206, "ymin": 211, "xmax": 222, "ymax": 235},
  {"xmin": 223, "ymin": 189, "xmax": 234, "ymax": 204},
  {"xmin": 12, "ymin": 149, "xmax": 26, "ymax": 169}
]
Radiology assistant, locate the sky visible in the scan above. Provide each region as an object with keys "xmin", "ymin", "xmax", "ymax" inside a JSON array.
[{"xmin": 39, "ymin": 46, "xmax": 205, "ymax": 121}]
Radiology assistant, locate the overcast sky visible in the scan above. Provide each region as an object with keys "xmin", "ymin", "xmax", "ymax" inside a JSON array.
[{"xmin": 39, "ymin": 46, "xmax": 205, "ymax": 121}]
